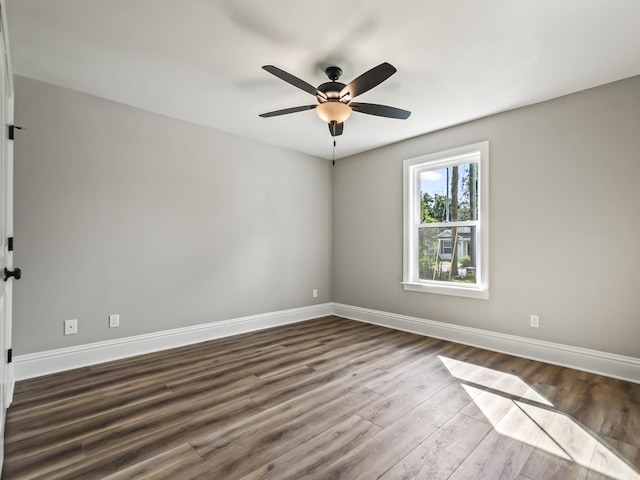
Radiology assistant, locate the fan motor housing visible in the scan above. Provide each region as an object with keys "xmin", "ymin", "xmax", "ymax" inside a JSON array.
[{"xmin": 318, "ymin": 82, "xmax": 346, "ymax": 100}]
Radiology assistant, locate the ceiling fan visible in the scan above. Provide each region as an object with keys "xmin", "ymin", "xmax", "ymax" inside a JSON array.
[{"xmin": 259, "ymin": 62, "xmax": 411, "ymax": 137}]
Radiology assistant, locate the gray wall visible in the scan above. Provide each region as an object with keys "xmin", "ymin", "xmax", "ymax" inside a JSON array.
[
  {"xmin": 333, "ymin": 75, "xmax": 640, "ymax": 358},
  {"xmin": 13, "ymin": 75, "xmax": 640, "ymax": 359},
  {"xmin": 13, "ymin": 76, "xmax": 332, "ymax": 355}
]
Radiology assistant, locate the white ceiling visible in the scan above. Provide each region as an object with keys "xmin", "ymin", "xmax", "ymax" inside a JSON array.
[{"xmin": 6, "ymin": 0, "xmax": 640, "ymax": 159}]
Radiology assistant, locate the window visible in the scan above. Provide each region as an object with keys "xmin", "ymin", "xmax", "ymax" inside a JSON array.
[{"xmin": 403, "ymin": 141, "xmax": 489, "ymax": 299}]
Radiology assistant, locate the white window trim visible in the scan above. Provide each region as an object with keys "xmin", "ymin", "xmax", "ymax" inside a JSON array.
[{"xmin": 402, "ymin": 141, "xmax": 489, "ymax": 299}]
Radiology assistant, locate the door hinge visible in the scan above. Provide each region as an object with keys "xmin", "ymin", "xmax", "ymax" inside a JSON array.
[
  {"xmin": 7, "ymin": 348, "xmax": 12, "ymax": 364},
  {"xmin": 8, "ymin": 125, "xmax": 24, "ymax": 140},
  {"xmin": 8, "ymin": 237, "xmax": 13, "ymax": 251}
]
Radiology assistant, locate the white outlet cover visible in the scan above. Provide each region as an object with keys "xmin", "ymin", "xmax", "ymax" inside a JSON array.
[
  {"xmin": 64, "ymin": 319, "xmax": 78, "ymax": 335},
  {"xmin": 109, "ymin": 314, "xmax": 120, "ymax": 328},
  {"xmin": 530, "ymin": 315, "xmax": 539, "ymax": 328}
]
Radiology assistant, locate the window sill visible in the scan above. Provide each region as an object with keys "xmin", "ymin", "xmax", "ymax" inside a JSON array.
[{"xmin": 402, "ymin": 281, "xmax": 489, "ymax": 299}]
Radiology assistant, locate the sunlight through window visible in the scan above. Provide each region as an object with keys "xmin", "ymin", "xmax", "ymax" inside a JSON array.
[{"xmin": 439, "ymin": 355, "xmax": 640, "ymax": 480}]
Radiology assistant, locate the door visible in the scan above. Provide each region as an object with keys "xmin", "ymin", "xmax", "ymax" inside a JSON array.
[{"xmin": 0, "ymin": 1, "xmax": 14, "ymax": 469}]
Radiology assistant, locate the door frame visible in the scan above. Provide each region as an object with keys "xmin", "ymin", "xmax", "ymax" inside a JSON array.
[{"xmin": 0, "ymin": 0, "xmax": 14, "ymax": 434}]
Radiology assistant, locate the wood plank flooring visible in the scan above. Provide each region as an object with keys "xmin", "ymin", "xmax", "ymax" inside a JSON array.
[{"xmin": 3, "ymin": 316, "xmax": 639, "ymax": 479}]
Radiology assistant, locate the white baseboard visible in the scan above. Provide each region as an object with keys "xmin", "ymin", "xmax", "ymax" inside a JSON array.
[
  {"xmin": 13, "ymin": 303, "xmax": 333, "ymax": 381},
  {"xmin": 12, "ymin": 302, "xmax": 639, "ymax": 385},
  {"xmin": 333, "ymin": 303, "xmax": 640, "ymax": 384}
]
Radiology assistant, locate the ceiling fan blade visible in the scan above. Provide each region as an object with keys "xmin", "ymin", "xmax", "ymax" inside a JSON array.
[
  {"xmin": 262, "ymin": 65, "xmax": 327, "ymax": 99},
  {"xmin": 259, "ymin": 105, "xmax": 317, "ymax": 118},
  {"xmin": 329, "ymin": 121, "xmax": 344, "ymax": 137},
  {"xmin": 340, "ymin": 62, "xmax": 397, "ymax": 99},
  {"xmin": 350, "ymin": 102, "xmax": 411, "ymax": 119}
]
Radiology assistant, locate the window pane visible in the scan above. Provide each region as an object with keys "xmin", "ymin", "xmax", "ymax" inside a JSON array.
[
  {"xmin": 418, "ymin": 226, "xmax": 477, "ymax": 284},
  {"xmin": 419, "ymin": 162, "xmax": 478, "ymax": 223}
]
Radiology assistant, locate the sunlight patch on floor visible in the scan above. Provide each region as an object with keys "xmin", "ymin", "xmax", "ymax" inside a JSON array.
[
  {"xmin": 440, "ymin": 356, "xmax": 640, "ymax": 480},
  {"xmin": 439, "ymin": 356, "xmax": 550, "ymax": 405},
  {"xmin": 461, "ymin": 384, "xmax": 569, "ymax": 460}
]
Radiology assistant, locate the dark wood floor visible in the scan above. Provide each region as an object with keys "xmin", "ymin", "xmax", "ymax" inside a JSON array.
[{"xmin": 3, "ymin": 316, "xmax": 639, "ymax": 479}]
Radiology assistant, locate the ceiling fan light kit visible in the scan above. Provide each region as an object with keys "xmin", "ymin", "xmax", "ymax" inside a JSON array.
[
  {"xmin": 316, "ymin": 101, "xmax": 352, "ymax": 123},
  {"xmin": 259, "ymin": 62, "xmax": 411, "ymax": 138}
]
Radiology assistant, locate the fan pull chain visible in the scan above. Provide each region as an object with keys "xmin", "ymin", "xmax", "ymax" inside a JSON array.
[{"xmin": 332, "ymin": 138, "xmax": 336, "ymax": 166}]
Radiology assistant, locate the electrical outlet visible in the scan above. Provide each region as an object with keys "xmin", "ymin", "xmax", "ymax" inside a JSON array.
[
  {"xmin": 109, "ymin": 314, "xmax": 120, "ymax": 328},
  {"xmin": 530, "ymin": 314, "xmax": 539, "ymax": 328},
  {"xmin": 64, "ymin": 319, "xmax": 78, "ymax": 335},
  {"xmin": 313, "ymin": 289, "xmax": 318, "ymax": 298}
]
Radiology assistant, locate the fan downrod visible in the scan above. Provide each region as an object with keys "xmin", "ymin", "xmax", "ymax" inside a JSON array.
[{"xmin": 325, "ymin": 66, "xmax": 342, "ymax": 81}]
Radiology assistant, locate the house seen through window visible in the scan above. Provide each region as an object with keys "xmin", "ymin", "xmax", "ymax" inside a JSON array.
[{"xmin": 403, "ymin": 142, "xmax": 489, "ymax": 299}]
